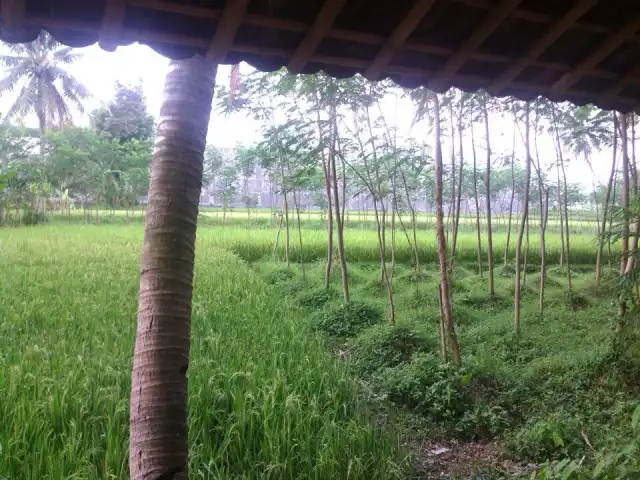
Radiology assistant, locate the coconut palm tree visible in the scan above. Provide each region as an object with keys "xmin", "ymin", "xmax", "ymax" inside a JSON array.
[
  {"xmin": 0, "ymin": 32, "xmax": 89, "ymax": 134},
  {"xmin": 129, "ymin": 56, "xmax": 216, "ymax": 479}
]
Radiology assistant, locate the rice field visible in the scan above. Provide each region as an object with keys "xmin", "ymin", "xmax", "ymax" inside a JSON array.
[
  {"xmin": 0, "ymin": 226, "xmax": 407, "ymax": 479},
  {"xmin": 0, "ymin": 222, "xmax": 626, "ymax": 478}
]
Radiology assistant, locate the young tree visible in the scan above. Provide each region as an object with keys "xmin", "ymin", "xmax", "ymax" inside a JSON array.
[
  {"xmin": 481, "ymin": 93, "xmax": 495, "ymax": 297},
  {"xmin": 514, "ymin": 102, "xmax": 531, "ymax": 334},
  {"xmin": 432, "ymin": 93, "xmax": 461, "ymax": 366},
  {"xmin": 596, "ymin": 113, "xmax": 618, "ymax": 286}
]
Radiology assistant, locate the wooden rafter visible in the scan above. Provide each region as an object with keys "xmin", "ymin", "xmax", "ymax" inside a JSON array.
[
  {"xmin": 601, "ymin": 64, "xmax": 640, "ymax": 102},
  {"xmin": 205, "ymin": 0, "xmax": 248, "ymax": 64},
  {"xmin": 15, "ymin": 13, "xmax": 640, "ymax": 109},
  {"xmin": 99, "ymin": 0, "xmax": 127, "ymax": 52},
  {"xmin": 127, "ymin": 0, "xmax": 626, "ymax": 84},
  {"xmin": 287, "ymin": 0, "xmax": 347, "ymax": 74},
  {"xmin": 364, "ymin": 0, "xmax": 436, "ymax": 81},
  {"xmin": 489, "ymin": 0, "xmax": 596, "ymax": 96},
  {"xmin": 553, "ymin": 15, "xmax": 640, "ymax": 94},
  {"xmin": 0, "ymin": 0, "xmax": 25, "ymax": 37},
  {"xmin": 429, "ymin": 0, "xmax": 522, "ymax": 90}
]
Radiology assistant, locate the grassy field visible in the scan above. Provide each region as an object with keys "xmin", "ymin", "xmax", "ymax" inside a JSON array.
[
  {"xmin": 0, "ymin": 226, "xmax": 407, "ymax": 479},
  {"xmin": 1, "ymin": 224, "xmax": 637, "ymax": 478}
]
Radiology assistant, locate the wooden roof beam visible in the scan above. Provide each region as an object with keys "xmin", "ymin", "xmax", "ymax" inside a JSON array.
[
  {"xmin": 16, "ymin": 14, "xmax": 640, "ymax": 109},
  {"xmin": 99, "ymin": 0, "xmax": 127, "ymax": 52},
  {"xmin": 128, "ymin": 1, "xmax": 636, "ymax": 85},
  {"xmin": 205, "ymin": 0, "xmax": 248, "ymax": 64},
  {"xmin": 1, "ymin": 0, "xmax": 25, "ymax": 39},
  {"xmin": 601, "ymin": 64, "xmax": 640, "ymax": 102},
  {"xmin": 489, "ymin": 0, "xmax": 596, "ymax": 96},
  {"xmin": 552, "ymin": 15, "xmax": 640, "ymax": 94},
  {"xmin": 364, "ymin": 0, "xmax": 436, "ymax": 81},
  {"xmin": 287, "ymin": 0, "xmax": 347, "ymax": 74},
  {"xmin": 429, "ymin": 0, "xmax": 522, "ymax": 90}
]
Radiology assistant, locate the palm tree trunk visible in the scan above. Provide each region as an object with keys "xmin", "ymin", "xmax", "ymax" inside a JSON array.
[
  {"xmin": 130, "ymin": 56, "xmax": 215, "ymax": 480},
  {"xmin": 434, "ymin": 94, "xmax": 460, "ymax": 366},
  {"xmin": 514, "ymin": 102, "xmax": 531, "ymax": 335}
]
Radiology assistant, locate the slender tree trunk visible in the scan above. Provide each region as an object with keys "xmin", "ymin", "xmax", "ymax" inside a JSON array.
[
  {"xmin": 451, "ymin": 106, "xmax": 464, "ymax": 266},
  {"xmin": 609, "ymin": 170, "xmax": 618, "ymax": 269},
  {"xmin": 130, "ymin": 56, "xmax": 215, "ymax": 480},
  {"xmin": 330, "ymin": 106, "xmax": 349, "ymax": 303},
  {"xmin": 272, "ymin": 212, "xmax": 284, "ymax": 259},
  {"xmin": 471, "ymin": 123, "xmax": 483, "ymax": 276},
  {"xmin": 482, "ymin": 96, "xmax": 495, "ymax": 296},
  {"xmin": 504, "ymin": 141, "xmax": 516, "ymax": 266},
  {"xmin": 556, "ymin": 164, "xmax": 565, "ymax": 268},
  {"xmin": 318, "ymin": 112, "xmax": 334, "ymax": 290},
  {"xmin": 533, "ymin": 108, "xmax": 547, "ymax": 313},
  {"xmin": 539, "ymin": 189, "xmax": 549, "ymax": 312},
  {"xmin": 620, "ymin": 113, "xmax": 630, "ymax": 275},
  {"xmin": 523, "ymin": 216, "xmax": 530, "ymax": 286},
  {"xmin": 434, "ymin": 94, "xmax": 461, "ymax": 366},
  {"xmin": 437, "ymin": 283, "xmax": 448, "ymax": 362},
  {"xmin": 618, "ymin": 113, "xmax": 631, "ymax": 327},
  {"xmin": 282, "ymin": 186, "xmax": 290, "ymax": 266},
  {"xmin": 514, "ymin": 103, "xmax": 531, "ymax": 334},
  {"xmin": 292, "ymin": 186, "xmax": 306, "ymax": 279},
  {"xmin": 596, "ymin": 114, "xmax": 618, "ymax": 287},
  {"xmin": 559, "ymin": 148, "xmax": 572, "ymax": 290}
]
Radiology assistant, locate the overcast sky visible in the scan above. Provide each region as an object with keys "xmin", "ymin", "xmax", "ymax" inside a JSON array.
[{"xmin": 0, "ymin": 42, "xmax": 618, "ymax": 189}]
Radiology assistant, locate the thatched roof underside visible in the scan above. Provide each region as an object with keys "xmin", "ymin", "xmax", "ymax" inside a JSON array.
[{"xmin": 2, "ymin": 0, "xmax": 640, "ymax": 112}]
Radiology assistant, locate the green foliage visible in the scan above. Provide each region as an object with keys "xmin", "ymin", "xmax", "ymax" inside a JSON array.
[
  {"xmin": 90, "ymin": 82, "xmax": 155, "ymax": 143},
  {"xmin": 506, "ymin": 414, "xmax": 583, "ymax": 462},
  {"xmin": 0, "ymin": 227, "xmax": 408, "ymax": 478},
  {"xmin": 263, "ymin": 267, "xmax": 296, "ymax": 284},
  {"xmin": 351, "ymin": 324, "xmax": 432, "ymax": 375},
  {"xmin": 370, "ymin": 353, "xmax": 509, "ymax": 439},
  {"xmin": 20, "ymin": 208, "xmax": 47, "ymax": 225},
  {"xmin": 296, "ymin": 286, "xmax": 337, "ymax": 309},
  {"xmin": 312, "ymin": 300, "xmax": 382, "ymax": 337},
  {"xmin": 529, "ymin": 405, "xmax": 640, "ymax": 479}
]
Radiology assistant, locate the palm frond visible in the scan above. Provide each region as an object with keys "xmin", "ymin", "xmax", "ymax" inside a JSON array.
[
  {"xmin": 4, "ymin": 76, "xmax": 39, "ymax": 122},
  {"xmin": 53, "ymin": 47, "xmax": 83, "ymax": 64},
  {"xmin": 0, "ymin": 67, "xmax": 30, "ymax": 92}
]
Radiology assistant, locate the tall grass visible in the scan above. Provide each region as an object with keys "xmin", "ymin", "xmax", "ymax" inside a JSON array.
[{"xmin": 0, "ymin": 227, "xmax": 407, "ymax": 479}]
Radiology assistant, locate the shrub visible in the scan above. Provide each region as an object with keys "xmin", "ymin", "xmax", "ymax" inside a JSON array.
[
  {"xmin": 296, "ymin": 287, "xmax": 337, "ymax": 309},
  {"xmin": 351, "ymin": 324, "xmax": 432, "ymax": 375},
  {"xmin": 505, "ymin": 414, "xmax": 584, "ymax": 462},
  {"xmin": 370, "ymin": 353, "xmax": 510, "ymax": 439},
  {"xmin": 263, "ymin": 267, "xmax": 296, "ymax": 284},
  {"xmin": 21, "ymin": 209, "xmax": 47, "ymax": 226},
  {"xmin": 565, "ymin": 291, "xmax": 589, "ymax": 311},
  {"xmin": 312, "ymin": 301, "xmax": 382, "ymax": 338}
]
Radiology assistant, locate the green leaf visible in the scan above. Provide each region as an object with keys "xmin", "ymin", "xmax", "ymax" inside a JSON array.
[
  {"xmin": 593, "ymin": 459, "xmax": 607, "ymax": 478},
  {"xmin": 552, "ymin": 431, "xmax": 565, "ymax": 447},
  {"xmin": 460, "ymin": 372, "xmax": 473, "ymax": 386},
  {"xmin": 632, "ymin": 405, "xmax": 640, "ymax": 430}
]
